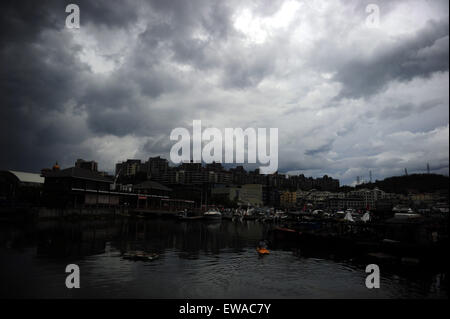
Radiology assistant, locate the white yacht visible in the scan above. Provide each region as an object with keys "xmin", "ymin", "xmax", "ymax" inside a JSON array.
[{"xmin": 203, "ymin": 209, "xmax": 222, "ymax": 220}]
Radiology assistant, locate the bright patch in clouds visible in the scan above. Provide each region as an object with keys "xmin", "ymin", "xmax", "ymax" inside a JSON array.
[{"xmin": 233, "ymin": 1, "xmax": 301, "ymax": 44}]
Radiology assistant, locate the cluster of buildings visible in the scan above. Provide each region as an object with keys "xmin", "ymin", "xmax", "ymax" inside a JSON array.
[
  {"xmin": 115, "ymin": 157, "xmax": 340, "ymax": 191},
  {"xmin": 0, "ymin": 160, "xmax": 192, "ymax": 213},
  {"xmin": 112, "ymin": 157, "xmax": 341, "ymax": 208},
  {"xmin": 279, "ymin": 187, "xmax": 449, "ymax": 213},
  {"xmin": 0, "ymin": 156, "xmax": 339, "ymax": 211},
  {"xmin": 280, "ymin": 188, "xmax": 396, "ymax": 210},
  {"xmin": 1, "ymin": 155, "xmax": 448, "ymax": 214}
]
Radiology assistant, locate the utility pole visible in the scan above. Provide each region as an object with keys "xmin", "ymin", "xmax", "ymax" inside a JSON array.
[
  {"xmin": 427, "ymin": 163, "xmax": 430, "ymax": 174},
  {"xmin": 369, "ymin": 170, "xmax": 372, "ymax": 183},
  {"xmin": 404, "ymin": 168, "xmax": 408, "ymax": 176}
]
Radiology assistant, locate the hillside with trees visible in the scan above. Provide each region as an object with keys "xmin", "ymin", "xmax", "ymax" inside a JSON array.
[{"xmin": 354, "ymin": 174, "xmax": 449, "ymax": 194}]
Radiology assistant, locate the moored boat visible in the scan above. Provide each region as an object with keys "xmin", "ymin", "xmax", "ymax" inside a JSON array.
[{"xmin": 203, "ymin": 210, "xmax": 222, "ymax": 220}]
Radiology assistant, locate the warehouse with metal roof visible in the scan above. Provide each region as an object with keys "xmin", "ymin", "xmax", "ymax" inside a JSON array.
[{"xmin": 0, "ymin": 170, "xmax": 44, "ymax": 207}]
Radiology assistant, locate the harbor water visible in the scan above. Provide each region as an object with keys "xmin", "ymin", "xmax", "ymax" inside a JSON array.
[{"xmin": 0, "ymin": 218, "xmax": 447, "ymax": 298}]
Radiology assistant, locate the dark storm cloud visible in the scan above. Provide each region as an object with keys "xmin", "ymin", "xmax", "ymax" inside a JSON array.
[
  {"xmin": 305, "ymin": 140, "xmax": 335, "ymax": 156},
  {"xmin": 147, "ymin": 0, "xmax": 233, "ymax": 37},
  {"xmin": 136, "ymin": 0, "xmax": 236, "ymax": 72},
  {"xmin": 0, "ymin": 0, "xmax": 59, "ymax": 44},
  {"xmin": 140, "ymin": 0, "xmax": 235, "ymax": 57},
  {"xmin": 74, "ymin": 0, "xmax": 238, "ymax": 138},
  {"xmin": 0, "ymin": 0, "xmax": 140, "ymax": 45},
  {"xmin": 222, "ymin": 52, "xmax": 276, "ymax": 89},
  {"xmin": 377, "ymin": 99, "xmax": 443, "ymax": 120},
  {"xmin": 0, "ymin": 0, "xmax": 131, "ymax": 170},
  {"xmin": 334, "ymin": 19, "xmax": 449, "ymax": 99},
  {"xmin": 80, "ymin": 65, "xmax": 190, "ymax": 137},
  {"xmin": 0, "ymin": 21, "xmax": 89, "ymax": 170}
]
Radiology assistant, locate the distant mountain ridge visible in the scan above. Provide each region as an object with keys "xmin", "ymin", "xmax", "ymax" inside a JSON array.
[{"xmin": 355, "ymin": 174, "xmax": 449, "ymax": 194}]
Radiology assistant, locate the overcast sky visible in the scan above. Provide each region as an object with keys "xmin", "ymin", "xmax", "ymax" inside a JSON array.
[{"xmin": 1, "ymin": 0, "xmax": 448, "ymax": 185}]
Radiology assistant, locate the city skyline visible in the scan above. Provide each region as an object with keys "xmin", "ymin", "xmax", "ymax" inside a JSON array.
[
  {"xmin": 39, "ymin": 154, "xmax": 446, "ymax": 189},
  {"xmin": 1, "ymin": 0, "xmax": 449, "ymax": 186}
]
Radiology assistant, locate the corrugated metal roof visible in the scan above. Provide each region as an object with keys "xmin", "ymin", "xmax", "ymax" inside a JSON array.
[
  {"xmin": 133, "ymin": 180, "xmax": 172, "ymax": 192},
  {"xmin": 45, "ymin": 167, "xmax": 113, "ymax": 183},
  {"xmin": 9, "ymin": 170, "xmax": 44, "ymax": 184}
]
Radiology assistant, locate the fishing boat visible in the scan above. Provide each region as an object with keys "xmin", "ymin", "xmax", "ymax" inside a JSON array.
[{"xmin": 203, "ymin": 209, "xmax": 222, "ymax": 220}]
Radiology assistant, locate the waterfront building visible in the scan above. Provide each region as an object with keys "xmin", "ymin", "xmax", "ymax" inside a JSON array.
[
  {"xmin": 0, "ymin": 170, "xmax": 44, "ymax": 207},
  {"xmin": 43, "ymin": 166, "xmax": 118, "ymax": 208},
  {"xmin": 280, "ymin": 191, "xmax": 297, "ymax": 208},
  {"xmin": 133, "ymin": 180, "xmax": 172, "ymax": 197},
  {"xmin": 133, "ymin": 180, "xmax": 173, "ymax": 209},
  {"xmin": 43, "ymin": 166, "xmax": 176, "ymax": 211}
]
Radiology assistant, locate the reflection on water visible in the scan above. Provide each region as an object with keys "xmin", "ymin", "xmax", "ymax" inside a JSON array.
[{"xmin": 0, "ymin": 218, "xmax": 447, "ymax": 298}]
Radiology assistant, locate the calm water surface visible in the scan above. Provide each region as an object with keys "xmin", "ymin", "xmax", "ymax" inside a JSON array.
[{"xmin": 0, "ymin": 218, "xmax": 447, "ymax": 298}]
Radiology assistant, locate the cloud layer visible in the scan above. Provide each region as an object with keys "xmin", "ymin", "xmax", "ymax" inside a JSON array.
[{"xmin": 1, "ymin": 0, "xmax": 448, "ymax": 185}]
